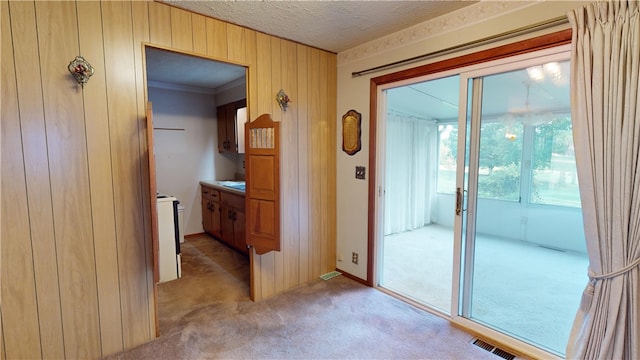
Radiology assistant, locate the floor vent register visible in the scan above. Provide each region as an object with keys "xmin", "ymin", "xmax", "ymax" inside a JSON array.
[
  {"xmin": 471, "ymin": 338, "xmax": 516, "ymax": 360},
  {"xmin": 319, "ymin": 271, "xmax": 341, "ymax": 280}
]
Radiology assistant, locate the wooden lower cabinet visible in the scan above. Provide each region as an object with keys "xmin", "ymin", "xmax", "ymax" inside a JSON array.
[
  {"xmin": 201, "ymin": 186, "xmax": 222, "ymax": 238},
  {"xmin": 201, "ymin": 184, "xmax": 246, "ymax": 254},
  {"xmin": 221, "ymin": 191, "xmax": 247, "ymax": 255}
]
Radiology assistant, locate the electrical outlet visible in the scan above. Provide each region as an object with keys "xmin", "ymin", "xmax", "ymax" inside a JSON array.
[
  {"xmin": 352, "ymin": 252, "xmax": 358, "ymax": 264},
  {"xmin": 355, "ymin": 166, "xmax": 366, "ymax": 180},
  {"xmin": 338, "ymin": 254, "xmax": 343, "ymax": 262}
]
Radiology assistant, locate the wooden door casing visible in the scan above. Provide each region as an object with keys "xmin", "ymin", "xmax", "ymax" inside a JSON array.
[{"xmin": 146, "ymin": 102, "xmax": 159, "ymax": 284}]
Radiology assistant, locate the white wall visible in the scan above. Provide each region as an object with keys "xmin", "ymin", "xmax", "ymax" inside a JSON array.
[
  {"xmin": 215, "ymin": 78, "xmax": 246, "ymax": 106},
  {"xmin": 149, "ymin": 86, "xmax": 237, "ymax": 235},
  {"xmin": 335, "ymin": 1, "xmax": 593, "ymax": 280},
  {"xmin": 434, "ymin": 194, "xmax": 586, "ymax": 253}
]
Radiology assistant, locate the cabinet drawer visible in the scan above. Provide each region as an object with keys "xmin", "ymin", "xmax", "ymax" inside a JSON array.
[
  {"xmin": 221, "ymin": 191, "xmax": 244, "ymax": 210},
  {"xmin": 209, "ymin": 189, "xmax": 220, "ymax": 202},
  {"xmin": 202, "ymin": 186, "xmax": 220, "ymax": 201}
]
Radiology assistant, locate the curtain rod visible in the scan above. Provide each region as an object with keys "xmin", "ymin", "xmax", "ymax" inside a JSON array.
[{"xmin": 351, "ymin": 16, "xmax": 569, "ymax": 78}]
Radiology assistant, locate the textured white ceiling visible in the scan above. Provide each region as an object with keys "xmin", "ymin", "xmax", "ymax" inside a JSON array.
[
  {"xmin": 146, "ymin": 46, "xmax": 245, "ymax": 92},
  {"xmin": 148, "ymin": 2, "xmax": 569, "ymax": 122},
  {"xmin": 163, "ymin": 0, "xmax": 478, "ymax": 53}
]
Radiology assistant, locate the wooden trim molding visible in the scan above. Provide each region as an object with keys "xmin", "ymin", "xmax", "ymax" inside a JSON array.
[
  {"xmin": 336, "ymin": 268, "xmax": 370, "ymax": 286},
  {"xmin": 366, "ymin": 29, "xmax": 572, "ymax": 286},
  {"xmin": 371, "ymin": 29, "xmax": 571, "ymax": 86},
  {"xmin": 184, "ymin": 232, "xmax": 206, "ymax": 240}
]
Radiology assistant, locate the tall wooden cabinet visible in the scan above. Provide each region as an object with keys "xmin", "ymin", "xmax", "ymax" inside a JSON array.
[{"xmin": 217, "ymin": 99, "xmax": 246, "ymax": 153}]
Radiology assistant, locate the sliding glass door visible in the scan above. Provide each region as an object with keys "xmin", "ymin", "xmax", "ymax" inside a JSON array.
[
  {"xmin": 379, "ymin": 75, "xmax": 459, "ymax": 314},
  {"xmin": 377, "ymin": 48, "xmax": 589, "ymax": 357},
  {"xmin": 457, "ymin": 53, "xmax": 588, "ymax": 355}
]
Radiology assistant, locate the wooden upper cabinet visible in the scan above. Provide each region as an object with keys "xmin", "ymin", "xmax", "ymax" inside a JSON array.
[
  {"xmin": 244, "ymin": 114, "xmax": 280, "ymax": 255},
  {"xmin": 217, "ymin": 99, "xmax": 246, "ymax": 153}
]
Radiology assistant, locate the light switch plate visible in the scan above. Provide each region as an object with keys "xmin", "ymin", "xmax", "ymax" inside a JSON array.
[{"xmin": 355, "ymin": 166, "xmax": 366, "ymax": 180}]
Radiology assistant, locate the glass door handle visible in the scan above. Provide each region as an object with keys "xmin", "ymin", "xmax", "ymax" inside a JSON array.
[{"xmin": 456, "ymin": 187, "xmax": 467, "ymax": 215}]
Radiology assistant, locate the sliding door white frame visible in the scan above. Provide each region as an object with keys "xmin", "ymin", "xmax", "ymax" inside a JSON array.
[
  {"xmin": 373, "ymin": 68, "xmax": 461, "ymax": 298},
  {"xmin": 374, "ymin": 44, "xmax": 573, "ymax": 360},
  {"xmin": 451, "ymin": 47, "xmax": 571, "ymax": 360}
]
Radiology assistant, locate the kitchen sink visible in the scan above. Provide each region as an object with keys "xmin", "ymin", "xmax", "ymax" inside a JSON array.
[{"xmin": 219, "ymin": 181, "xmax": 246, "ymax": 191}]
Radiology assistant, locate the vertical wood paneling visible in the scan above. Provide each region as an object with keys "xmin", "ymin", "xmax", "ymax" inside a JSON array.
[
  {"xmin": 255, "ymin": 32, "xmax": 272, "ymax": 115},
  {"xmin": 282, "ymin": 40, "xmax": 300, "ymax": 289},
  {"xmin": 149, "ymin": 1, "xmax": 171, "ymax": 47},
  {"xmin": 243, "ymin": 28, "xmax": 260, "ymax": 300},
  {"xmin": 77, "ymin": 1, "xmax": 124, "ymax": 355},
  {"xmin": 3, "ymin": 1, "xmax": 337, "ymax": 356},
  {"xmin": 308, "ymin": 48, "xmax": 323, "ymax": 278},
  {"xmin": 205, "ymin": 17, "xmax": 227, "ymax": 59},
  {"xmin": 270, "ymin": 37, "xmax": 285, "ymax": 295},
  {"xmin": 254, "ymin": 32, "xmax": 274, "ymax": 300},
  {"xmin": 318, "ymin": 51, "xmax": 329, "ymax": 274},
  {"xmin": 192, "ymin": 13, "xmax": 207, "ymax": 54},
  {"xmin": 245, "ymin": 29, "xmax": 258, "ymax": 121},
  {"xmin": 1, "ymin": 311, "xmax": 3, "ymax": 360},
  {"xmin": 35, "ymin": 2, "xmax": 101, "ymax": 357},
  {"xmin": 1, "ymin": 312, "xmax": 4, "ymax": 360},
  {"xmin": 101, "ymin": 1, "xmax": 150, "ymax": 348},
  {"xmin": 130, "ymin": 0, "xmax": 155, "ymax": 341},
  {"xmin": 170, "ymin": 7, "xmax": 192, "ymax": 51},
  {"xmin": 270, "ymin": 37, "xmax": 283, "ymax": 121},
  {"xmin": 296, "ymin": 44, "xmax": 311, "ymax": 283},
  {"xmin": 327, "ymin": 54, "xmax": 338, "ymax": 271},
  {"xmin": 227, "ymin": 23, "xmax": 246, "ymax": 63},
  {"xmin": 0, "ymin": 9, "xmax": 5, "ymax": 358},
  {"xmin": 2, "ymin": 2, "xmax": 43, "ymax": 358}
]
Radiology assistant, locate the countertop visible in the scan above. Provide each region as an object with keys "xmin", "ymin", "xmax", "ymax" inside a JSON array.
[{"xmin": 200, "ymin": 180, "xmax": 246, "ymax": 195}]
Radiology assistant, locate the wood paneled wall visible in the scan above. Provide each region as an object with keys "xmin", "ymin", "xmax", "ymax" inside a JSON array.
[{"xmin": 0, "ymin": 1, "xmax": 336, "ymax": 359}]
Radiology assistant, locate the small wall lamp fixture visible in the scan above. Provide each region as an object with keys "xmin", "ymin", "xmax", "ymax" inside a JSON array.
[
  {"xmin": 276, "ymin": 89, "xmax": 291, "ymax": 111},
  {"xmin": 68, "ymin": 56, "xmax": 94, "ymax": 87}
]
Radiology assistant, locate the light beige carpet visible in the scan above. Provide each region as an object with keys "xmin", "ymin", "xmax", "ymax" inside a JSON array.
[
  {"xmin": 382, "ymin": 225, "xmax": 588, "ymax": 354},
  {"xmin": 104, "ymin": 235, "xmax": 503, "ymax": 360}
]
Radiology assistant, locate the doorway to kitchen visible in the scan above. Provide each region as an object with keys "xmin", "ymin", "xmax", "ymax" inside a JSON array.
[{"xmin": 144, "ymin": 45, "xmax": 251, "ymax": 335}]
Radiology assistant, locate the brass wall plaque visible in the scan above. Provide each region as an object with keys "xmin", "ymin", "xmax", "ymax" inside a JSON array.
[{"xmin": 342, "ymin": 110, "xmax": 362, "ymax": 156}]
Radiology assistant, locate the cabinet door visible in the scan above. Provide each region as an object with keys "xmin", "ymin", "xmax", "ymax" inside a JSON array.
[
  {"xmin": 234, "ymin": 209, "xmax": 247, "ymax": 254},
  {"xmin": 220, "ymin": 204, "xmax": 234, "ymax": 247},
  {"xmin": 217, "ymin": 105, "xmax": 228, "ymax": 153},
  {"xmin": 217, "ymin": 99, "xmax": 247, "ymax": 154},
  {"xmin": 225, "ymin": 105, "xmax": 237, "ymax": 152},
  {"xmin": 201, "ymin": 190, "xmax": 213, "ymax": 233},
  {"xmin": 210, "ymin": 200, "xmax": 222, "ymax": 239}
]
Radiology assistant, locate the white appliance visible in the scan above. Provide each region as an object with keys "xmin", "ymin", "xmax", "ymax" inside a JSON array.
[
  {"xmin": 157, "ymin": 195, "xmax": 182, "ymax": 283},
  {"xmin": 178, "ymin": 204, "xmax": 185, "ymax": 243}
]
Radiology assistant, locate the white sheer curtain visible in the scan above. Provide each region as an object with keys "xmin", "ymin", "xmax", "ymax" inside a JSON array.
[
  {"xmin": 567, "ymin": 2, "xmax": 640, "ymax": 359},
  {"xmin": 384, "ymin": 111, "xmax": 437, "ymax": 235}
]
